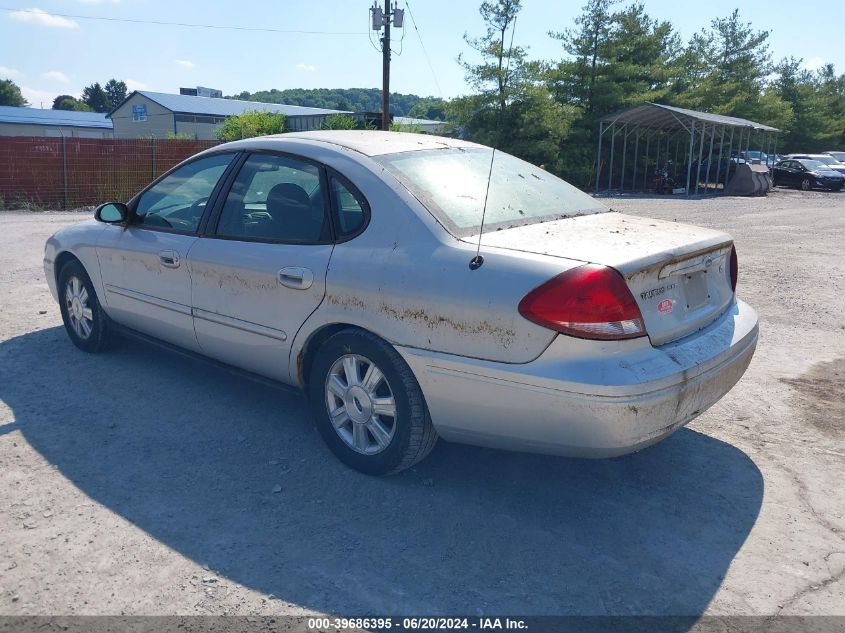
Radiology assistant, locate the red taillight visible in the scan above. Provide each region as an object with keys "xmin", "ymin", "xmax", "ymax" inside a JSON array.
[
  {"xmin": 729, "ymin": 245, "xmax": 738, "ymax": 292},
  {"xmin": 518, "ymin": 264, "xmax": 647, "ymax": 340}
]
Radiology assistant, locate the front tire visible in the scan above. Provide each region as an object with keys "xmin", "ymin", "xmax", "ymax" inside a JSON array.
[
  {"xmin": 58, "ymin": 260, "xmax": 111, "ymax": 353},
  {"xmin": 800, "ymin": 177, "xmax": 812, "ymax": 191},
  {"xmin": 308, "ymin": 329, "xmax": 437, "ymax": 475}
]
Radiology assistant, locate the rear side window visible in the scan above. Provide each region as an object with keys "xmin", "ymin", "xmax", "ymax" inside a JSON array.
[
  {"xmin": 330, "ymin": 175, "xmax": 368, "ymax": 239},
  {"xmin": 215, "ymin": 154, "xmax": 330, "ymax": 243}
]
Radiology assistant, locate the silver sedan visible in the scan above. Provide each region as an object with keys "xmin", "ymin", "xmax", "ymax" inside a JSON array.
[{"xmin": 44, "ymin": 131, "xmax": 758, "ymax": 474}]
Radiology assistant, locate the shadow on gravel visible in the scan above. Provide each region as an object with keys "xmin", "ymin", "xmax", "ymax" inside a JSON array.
[{"xmin": 0, "ymin": 327, "xmax": 764, "ymax": 618}]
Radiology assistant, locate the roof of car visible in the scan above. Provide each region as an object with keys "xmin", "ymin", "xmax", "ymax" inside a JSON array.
[{"xmin": 255, "ymin": 130, "xmax": 484, "ymax": 157}]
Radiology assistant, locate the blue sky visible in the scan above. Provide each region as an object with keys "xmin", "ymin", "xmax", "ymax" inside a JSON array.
[{"xmin": 1, "ymin": 0, "xmax": 844, "ymax": 109}]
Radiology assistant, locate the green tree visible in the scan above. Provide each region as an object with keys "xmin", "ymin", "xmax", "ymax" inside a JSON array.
[
  {"xmin": 82, "ymin": 82, "xmax": 110, "ymax": 112},
  {"xmin": 104, "ymin": 79, "xmax": 128, "ymax": 109},
  {"xmin": 547, "ymin": 1, "xmax": 681, "ymax": 186},
  {"xmin": 459, "ymin": 0, "xmax": 526, "ymax": 116},
  {"xmin": 671, "ymin": 10, "xmax": 774, "ymax": 119},
  {"xmin": 52, "ymin": 95, "xmax": 92, "ymax": 111},
  {"xmin": 548, "ymin": 0, "xmax": 616, "ymax": 115},
  {"xmin": 0, "ymin": 79, "xmax": 28, "ymax": 107},
  {"xmin": 455, "ymin": 1, "xmax": 577, "ymax": 169},
  {"xmin": 495, "ymin": 86, "xmax": 578, "ymax": 171},
  {"xmin": 321, "ymin": 114, "xmax": 362, "ymax": 130},
  {"xmin": 407, "ymin": 98, "xmax": 448, "ymax": 121},
  {"xmin": 227, "ymin": 88, "xmax": 436, "ymax": 116},
  {"xmin": 770, "ymin": 58, "xmax": 845, "ymax": 151},
  {"xmin": 216, "ymin": 110, "xmax": 286, "ymax": 141}
]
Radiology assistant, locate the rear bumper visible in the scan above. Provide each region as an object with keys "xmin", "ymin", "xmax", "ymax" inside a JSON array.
[{"xmin": 397, "ymin": 298, "xmax": 758, "ymax": 457}]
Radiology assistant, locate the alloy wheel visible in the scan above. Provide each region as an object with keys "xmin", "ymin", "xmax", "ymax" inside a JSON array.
[
  {"xmin": 64, "ymin": 276, "xmax": 94, "ymax": 340},
  {"xmin": 801, "ymin": 178, "xmax": 811, "ymax": 191},
  {"xmin": 325, "ymin": 354, "xmax": 397, "ymax": 455}
]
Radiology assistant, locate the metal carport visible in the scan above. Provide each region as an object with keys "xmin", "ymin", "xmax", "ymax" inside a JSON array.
[{"xmin": 595, "ymin": 103, "xmax": 781, "ymax": 195}]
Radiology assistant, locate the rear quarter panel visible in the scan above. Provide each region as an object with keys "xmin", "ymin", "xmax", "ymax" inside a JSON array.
[{"xmin": 288, "ymin": 145, "xmax": 572, "ymax": 381}]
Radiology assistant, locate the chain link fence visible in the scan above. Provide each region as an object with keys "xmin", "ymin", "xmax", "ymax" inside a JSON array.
[{"xmin": 0, "ymin": 136, "xmax": 221, "ymax": 210}]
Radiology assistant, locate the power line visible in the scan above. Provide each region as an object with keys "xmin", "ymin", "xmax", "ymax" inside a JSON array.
[
  {"xmin": 0, "ymin": 7, "xmax": 366, "ymax": 35},
  {"xmin": 404, "ymin": 1, "xmax": 443, "ymax": 98}
]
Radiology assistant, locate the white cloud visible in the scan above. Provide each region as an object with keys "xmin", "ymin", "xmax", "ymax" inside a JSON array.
[
  {"xmin": 175, "ymin": 59, "xmax": 195, "ymax": 70},
  {"xmin": 9, "ymin": 8, "xmax": 80, "ymax": 29},
  {"xmin": 125, "ymin": 78, "xmax": 148, "ymax": 92},
  {"xmin": 20, "ymin": 85, "xmax": 59, "ymax": 108},
  {"xmin": 0, "ymin": 66, "xmax": 23, "ymax": 78},
  {"xmin": 296, "ymin": 63, "xmax": 317, "ymax": 72},
  {"xmin": 802, "ymin": 57, "xmax": 825, "ymax": 72},
  {"xmin": 42, "ymin": 70, "xmax": 70, "ymax": 84}
]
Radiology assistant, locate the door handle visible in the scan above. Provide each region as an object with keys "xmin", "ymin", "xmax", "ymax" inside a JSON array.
[
  {"xmin": 158, "ymin": 250, "xmax": 180, "ymax": 268},
  {"xmin": 277, "ymin": 267, "xmax": 313, "ymax": 290}
]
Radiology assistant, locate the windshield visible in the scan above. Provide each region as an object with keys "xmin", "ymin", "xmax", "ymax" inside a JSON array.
[
  {"xmin": 815, "ymin": 156, "xmax": 840, "ymax": 165},
  {"xmin": 798, "ymin": 159, "xmax": 826, "ymax": 171},
  {"xmin": 375, "ymin": 148, "xmax": 607, "ymax": 236}
]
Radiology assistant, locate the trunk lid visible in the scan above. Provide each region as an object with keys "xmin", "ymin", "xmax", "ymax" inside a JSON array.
[{"xmin": 474, "ymin": 212, "xmax": 735, "ymax": 346}]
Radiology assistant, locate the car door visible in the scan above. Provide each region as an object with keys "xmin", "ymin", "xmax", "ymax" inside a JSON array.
[
  {"xmin": 777, "ymin": 161, "xmax": 796, "ymax": 186},
  {"xmin": 791, "ymin": 161, "xmax": 809, "ymax": 186},
  {"xmin": 96, "ymin": 153, "xmax": 236, "ymax": 351},
  {"xmin": 188, "ymin": 152, "xmax": 344, "ymax": 383}
]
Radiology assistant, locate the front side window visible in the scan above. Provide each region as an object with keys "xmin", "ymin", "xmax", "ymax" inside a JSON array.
[
  {"xmin": 134, "ymin": 153, "xmax": 233, "ymax": 233},
  {"xmin": 375, "ymin": 148, "xmax": 607, "ymax": 236},
  {"xmin": 216, "ymin": 154, "xmax": 329, "ymax": 242}
]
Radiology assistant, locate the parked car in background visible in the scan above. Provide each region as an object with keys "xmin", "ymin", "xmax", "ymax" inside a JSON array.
[
  {"xmin": 823, "ymin": 151, "xmax": 845, "ymax": 162},
  {"xmin": 772, "ymin": 158, "xmax": 845, "ymax": 191},
  {"xmin": 787, "ymin": 153, "xmax": 845, "ymax": 176},
  {"xmin": 739, "ymin": 150, "xmax": 767, "ymax": 163},
  {"xmin": 44, "ymin": 131, "xmax": 759, "ymax": 475},
  {"xmin": 731, "ymin": 151, "xmax": 778, "ymax": 169}
]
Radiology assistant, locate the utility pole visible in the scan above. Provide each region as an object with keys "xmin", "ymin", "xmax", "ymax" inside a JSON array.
[
  {"xmin": 371, "ymin": 1, "xmax": 403, "ymax": 131},
  {"xmin": 381, "ymin": 0, "xmax": 390, "ymax": 131}
]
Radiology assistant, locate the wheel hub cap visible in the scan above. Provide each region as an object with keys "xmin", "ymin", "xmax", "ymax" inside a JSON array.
[
  {"xmin": 344, "ymin": 385, "xmax": 373, "ymax": 424},
  {"xmin": 71, "ymin": 297, "xmax": 83, "ymax": 320},
  {"xmin": 325, "ymin": 353, "xmax": 397, "ymax": 455}
]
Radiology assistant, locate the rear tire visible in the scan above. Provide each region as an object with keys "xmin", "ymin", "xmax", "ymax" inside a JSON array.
[
  {"xmin": 58, "ymin": 260, "xmax": 111, "ymax": 353},
  {"xmin": 308, "ymin": 329, "xmax": 437, "ymax": 475}
]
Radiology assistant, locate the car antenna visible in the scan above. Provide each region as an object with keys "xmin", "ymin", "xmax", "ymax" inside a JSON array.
[{"xmin": 469, "ymin": 13, "xmax": 518, "ymax": 271}]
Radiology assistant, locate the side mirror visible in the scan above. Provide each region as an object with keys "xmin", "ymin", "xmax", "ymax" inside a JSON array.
[{"xmin": 94, "ymin": 202, "xmax": 128, "ymax": 224}]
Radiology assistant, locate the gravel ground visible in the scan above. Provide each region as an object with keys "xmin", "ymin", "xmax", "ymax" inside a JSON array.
[{"xmin": 0, "ymin": 189, "xmax": 843, "ymax": 617}]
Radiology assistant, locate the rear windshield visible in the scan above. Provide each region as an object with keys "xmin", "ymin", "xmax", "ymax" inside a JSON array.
[{"xmin": 375, "ymin": 147, "xmax": 607, "ymax": 236}]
